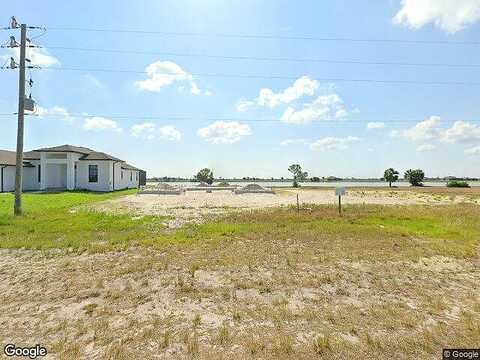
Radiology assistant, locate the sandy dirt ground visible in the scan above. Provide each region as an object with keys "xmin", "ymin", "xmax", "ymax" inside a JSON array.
[
  {"xmin": 94, "ymin": 188, "xmax": 480, "ymax": 228},
  {"xmin": 0, "ymin": 247, "xmax": 478, "ymax": 359}
]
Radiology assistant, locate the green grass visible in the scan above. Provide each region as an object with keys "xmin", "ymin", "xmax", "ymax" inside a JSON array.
[
  {"xmin": 0, "ymin": 190, "xmax": 166, "ymax": 251},
  {"xmin": 0, "ymin": 192, "xmax": 479, "ymax": 260}
]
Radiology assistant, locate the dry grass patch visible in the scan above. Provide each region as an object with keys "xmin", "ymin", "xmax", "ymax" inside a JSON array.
[{"xmin": 0, "ymin": 203, "xmax": 479, "ymax": 359}]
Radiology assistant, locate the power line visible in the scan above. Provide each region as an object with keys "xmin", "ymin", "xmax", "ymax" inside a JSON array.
[
  {"xmin": 9, "ymin": 66, "xmax": 480, "ymax": 86},
  {"xmin": 44, "ymin": 27, "xmax": 480, "ymax": 45},
  {"xmin": 0, "ymin": 112, "xmax": 477, "ymax": 124},
  {"xmin": 44, "ymin": 46, "xmax": 480, "ymax": 69}
]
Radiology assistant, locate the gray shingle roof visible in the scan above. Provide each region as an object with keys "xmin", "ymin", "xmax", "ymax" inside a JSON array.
[
  {"xmin": 0, "ymin": 144, "xmax": 143, "ymax": 171},
  {"xmin": 33, "ymin": 145, "xmax": 94, "ymax": 155},
  {"xmin": 33, "ymin": 145, "xmax": 123, "ymax": 162},
  {"xmin": 23, "ymin": 151, "xmax": 40, "ymax": 160},
  {"xmin": 121, "ymin": 163, "xmax": 140, "ymax": 171},
  {"xmin": 80, "ymin": 152, "xmax": 122, "ymax": 162},
  {"xmin": 0, "ymin": 150, "xmax": 36, "ymax": 167}
]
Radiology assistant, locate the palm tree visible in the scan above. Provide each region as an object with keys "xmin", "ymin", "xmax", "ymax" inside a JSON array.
[
  {"xmin": 383, "ymin": 168, "xmax": 399, "ymax": 187},
  {"xmin": 404, "ymin": 169, "xmax": 425, "ymax": 187}
]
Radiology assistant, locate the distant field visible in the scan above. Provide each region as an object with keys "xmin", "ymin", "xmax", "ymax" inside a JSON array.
[{"xmin": 0, "ymin": 190, "xmax": 479, "ymax": 359}]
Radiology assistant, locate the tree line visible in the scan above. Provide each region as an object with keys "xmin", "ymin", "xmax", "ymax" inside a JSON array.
[{"xmin": 191, "ymin": 166, "xmax": 469, "ymax": 188}]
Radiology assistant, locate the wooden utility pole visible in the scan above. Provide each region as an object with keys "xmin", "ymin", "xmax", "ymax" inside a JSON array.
[{"xmin": 14, "ymin": 24, "xmax": 26, "ymax": 216}]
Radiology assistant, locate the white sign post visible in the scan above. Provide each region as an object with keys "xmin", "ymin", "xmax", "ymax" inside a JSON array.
[{"xmin": 335, "ymin": 187, "xmax": 346, "ymax": 215}]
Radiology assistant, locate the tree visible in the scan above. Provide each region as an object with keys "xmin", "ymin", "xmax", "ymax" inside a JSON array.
[
  {"xmin": 195, "ymin": 168, "xmax": 214, "ymax": 185},
  {"xmin": 383, "ymin": 168, "xmax": 399, "ymax": 187},
  {"xmin": 288, "ymin": 164, "xmax": 308, "ymax": 188},
  {"xmin": 404, "ymin": 169, "xmax": 425, "ymax": 187}
]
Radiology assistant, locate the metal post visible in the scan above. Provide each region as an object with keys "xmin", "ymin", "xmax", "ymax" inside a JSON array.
[
  {"xmin": 14, "ymin": 24, "xmax": 26, "ymax": 216},
  {"xmin": 338, "ymin": 195, "xmax": 342, "ymax": 216}
]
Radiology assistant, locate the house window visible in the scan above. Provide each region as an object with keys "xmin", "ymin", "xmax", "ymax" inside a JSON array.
[
  {"xmin": 130, "ymin": 171, "xmax": 132, "ymax": 181},
  {"xmin": 89, "ymin": 165, "xmax": 98, "ymax": 183},
  {"xmin": 136, "ymin": 173, "xmax": 138, "ymax": 181},
  {"xmin": 121, "ymin": 170, "xmax": 123, "ymax": 179},
  {"xmin": 38, "ymin": 164, "xmax": 41, "ymax": 182}
]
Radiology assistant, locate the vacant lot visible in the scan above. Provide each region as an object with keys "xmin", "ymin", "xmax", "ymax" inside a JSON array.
[
  {"xmin": 0, "ymin": 190, "xmax": 479, "ymax": 359},
  {"xmin": 95, "ymin": 187, "xmax": 480, "ymax": 228}
]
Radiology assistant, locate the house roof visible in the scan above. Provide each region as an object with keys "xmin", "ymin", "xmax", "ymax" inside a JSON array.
[
  {"xmin": 121, "ymin": 163, "xmax": 141, "ymax": 171},
  {"xmin": 33, "ymin": 145, "xmax": 95, "ymax": 155},
  {"xmin": 32, "ymin": 144, "xmax": 142, "ymax": 169},
  {"xmin": 0, "ymin": 150, "xmax": 36, "ymax": 167},
  {"xmin": 34, "ymin": 144, "xmax": 123, "ymax": 162},
  {"xmin": 80, "ymin": 152, "xmax": 122, "ymax": 162},
  {"xmin": 0, "ymin": 145, "xmax": 142, "ymax": 171},
  {"xmin": 23, "ymin": 151, "xmax": 40, "ymax": 160}
]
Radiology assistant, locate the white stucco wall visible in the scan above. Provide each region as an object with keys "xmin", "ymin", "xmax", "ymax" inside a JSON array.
[
  {"xmin": 26, "ymin": 161, "xmax": 41, "ymax": 191},
  {"xmin": 45, "ymin": 164, "xmax": 67, "ymax": 188},
  {"xmin": 1, "ymin": 166, "xmax": 15, "ymax": 192},
  {"xmin": 23, "ymin": 166, "xmax": 40, "ymax": 191},
  {"xmin": 1, "ymin": 151, "xmax": 141, "ymax": 193},
  {"xmin": 75, "ymin": 161, "xmax": 113, "ymax": 192},
  {"xmin": 0, "ymin": 165, "xmax": 41, "ymax": 192},
  {"xmin": 113, "ymin": 162, "xmax": 139, "ymax": 190}
]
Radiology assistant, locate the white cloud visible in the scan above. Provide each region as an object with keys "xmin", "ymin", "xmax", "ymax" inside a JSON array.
[
  {"xmin": 130, "ymin": 122, "xmax": 181, "ymax": 141},
  {"xmin": 393, "ymin": 0, "xmax": 480, "ymax": 33},
  {"xmin": 237, "ymin": 76, "xmax": 319, "ymax": 111},
  {"xmin": 197, "ymin": 121, "xmax": 251, "ymax": 144},
  {"xmin": 280, "ymin": 138, "xmax": 307, "ymax": 146},
  {"xmin": 367, "ymin": 122, "xmax": 386, "ymax": 129},
  {"xmin": 135, "ymin": 61, "xmax": 209, "ymax": 95},
  {"xmin": 8, "ymin": 47, "xmax": 59, "ymax": 67},
  {"xmin": 393, "ymin": 116, "xmax": 480, "ymax": 157},
  {"xmin": 310, "ymin": 136, "xmax": 360, "ymax": 151},
  {"xmin": 398, "ymin": 116, "xmax": 442, "ymax": 142},
  {"xmin": 280, "ymin": 94, "xmax": 348, "ymax": 124},
  {"xmin": 465, "ymin": 146, "xmax": 480, "ymax": 155},
  {"xmin": 395, "ymin": 117, "xmax": 480, "ymax": 145},
  {"xmin": 236, "ymin": 99, "xmax": 256, "ymax": 112},
  {"xmin": 442, "ymin": 121, "xmax": 480, "ymax": 143},
  {"xmin": 83, "ymin": 117, "xmax": 122, "ymax": 133},
  {"xmin": 35, "ymin": 106, "xmax": 74, "ymax": 122},
  {"xmin": 158, "ymin": 125, "xmax": 182, "ymax": 141},
  {"xmin": 416, "ymin": 144, "xmax": 436, "ymax": 152},
  {"xmin": 131, "ymin": 122, "xmax": 156, "ymax": 139}
]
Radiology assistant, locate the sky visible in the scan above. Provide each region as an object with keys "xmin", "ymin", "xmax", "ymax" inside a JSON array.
[{"xmin": 1, "ymin": 0, "xmax": 480, "ymax": 178}]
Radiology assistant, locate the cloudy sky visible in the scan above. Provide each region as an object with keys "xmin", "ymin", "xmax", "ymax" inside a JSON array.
[{"xmin": 1, "ymin": 0, "xmax": 480, "ymax": 178}]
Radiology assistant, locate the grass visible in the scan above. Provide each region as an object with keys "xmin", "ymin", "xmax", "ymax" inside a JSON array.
[
  {"xmin": 0, "ymin": 190, "xmax": 164, "ymax": 250},
  {"xmin": 0, "ymin": 192, "xmax": 479, "ymax": 261},
  {"xmin": 1, "ymin": 191, "xmax": 479, "ymax": 359}
]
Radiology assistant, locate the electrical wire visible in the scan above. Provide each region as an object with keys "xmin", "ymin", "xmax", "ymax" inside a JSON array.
[
  {"xmin": 13, "ymin": 66, "xmax": 480, "ymax": 86},
  {"xmin": 44, "ymin": 27, "xmax": 480, "ymax": 45},
  {"xmin": 0, "ymin": 112, "xmax": 477, "ymax": 125},
  {"xmin": 44, "ymin": 46, "xmax": 480, "ymax": 69}
]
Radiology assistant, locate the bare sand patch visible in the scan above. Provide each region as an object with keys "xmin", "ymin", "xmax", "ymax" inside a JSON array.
[
  {"xmin": 0, "ymin": 248, "xmax": 478, "ymax": 359},
  {"xmin": 93, "ymin": 189, "xmax": 478, "ymax": 228}
]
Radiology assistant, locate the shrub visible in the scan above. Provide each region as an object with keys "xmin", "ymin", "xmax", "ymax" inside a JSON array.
[
  {"xmin": 195, "ymin": 168, "xmax": 214, "ymax": 185},
  {"xmin": 446, "ymin": 180, "xmax": 470, "ymax": 188},
  {"xmin": 405, "ymin": 169, "xmax": 425, "ymax": 187}
]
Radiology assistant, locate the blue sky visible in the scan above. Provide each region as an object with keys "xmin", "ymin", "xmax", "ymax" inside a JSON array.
[{"xmin": 1, "ymin": 0, "xmax": 480, "ymax": 178}]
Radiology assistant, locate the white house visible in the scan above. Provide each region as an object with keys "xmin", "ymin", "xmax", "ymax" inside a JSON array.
[{"xmin": 0, "ymin": 145, "xmax": 144, "ymax": 192}]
